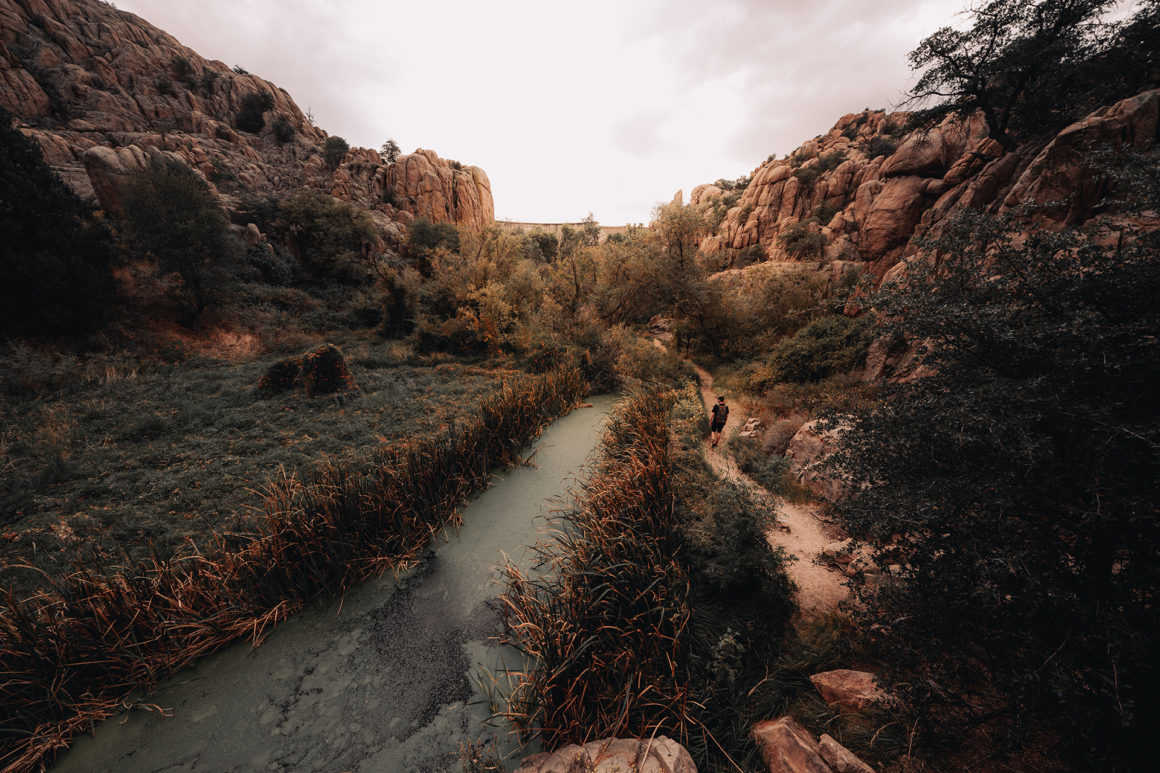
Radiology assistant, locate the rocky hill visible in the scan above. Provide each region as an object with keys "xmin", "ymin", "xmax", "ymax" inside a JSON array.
[
  {"xmin": 694, "ymin": 89, "xmax": 1159, "ymax": 283},
  {"xmin": 0, "ymin": 0, "xmax": 493, "ymax": 242}
]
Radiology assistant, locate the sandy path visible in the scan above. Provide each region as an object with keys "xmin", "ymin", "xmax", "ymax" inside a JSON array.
[{"xmin": 694, "ymin": 366, "xmax": 848, "ymax": 614}]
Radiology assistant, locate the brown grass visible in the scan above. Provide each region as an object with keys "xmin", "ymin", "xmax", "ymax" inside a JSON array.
[{"xmin": 0, "ymin": 366, "xmax": 588, "ymax": 772}]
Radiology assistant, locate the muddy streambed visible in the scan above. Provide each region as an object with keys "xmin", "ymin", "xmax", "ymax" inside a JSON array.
[{"xmin": 52, "ymin": 394, "xmax": 618, "ymax": 773}]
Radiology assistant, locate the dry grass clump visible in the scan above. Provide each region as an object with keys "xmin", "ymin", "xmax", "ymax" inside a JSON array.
[
  {"xmin": 763, "ymin": 413, "xmax": 809, "ymax": 455},
  {"xmin": 257, "ymin": 342, "xmax": 358, "ymax": 396},
  {"xmin": 0, "ymin": 365, "xmax": 587, "ymax": 772},
  {"xmin": 499, "ymin": 389, "xmax": 695, "ymax": 748}
]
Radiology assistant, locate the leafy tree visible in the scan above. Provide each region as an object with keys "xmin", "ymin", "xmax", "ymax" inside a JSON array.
[
  {"xmin": 323, "ymin": 136, "xmax": 349, "ymax": 169},
  {"xmin": 405, "ymin": 217, "xmax": 459, "ymax": 276},
  {"xmin": 0, "ymin": 107, "xmax": 114, "ymax": 339},
  {"xmin": 832, "ymin": 201, "xmax": 1160, "ymax": 769},
  {"xmin": 121, "ymin": 157, "xmax": 239, "ymax": 315},
  {"xmin": 239, "ymin": 189, "xmax": 377, "ymax": 282},
  {"xmin": 379, "ymin": 139, "xmax": 401, "ymax": 163},
  {"xmin": 906, "ymin": 0, "xmax": 1116, "ymax": 148}
]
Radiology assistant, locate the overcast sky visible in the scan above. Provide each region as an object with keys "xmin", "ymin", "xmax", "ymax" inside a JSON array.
[{"xmin": 113, "ymin": 0, "xmax": 968, "ymax": 225}]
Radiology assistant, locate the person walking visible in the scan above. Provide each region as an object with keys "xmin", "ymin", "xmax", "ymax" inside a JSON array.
[{"xmin": 710, "ymin": 395, "xmax": 729, "ymax": 448}]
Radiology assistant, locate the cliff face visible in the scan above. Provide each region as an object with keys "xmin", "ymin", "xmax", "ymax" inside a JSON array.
[
  {"xmin": 0, "ymin": 0, "xmax": 493, "ymax": 235},
  {"xmin": 696, "ymin": 89, "xmax": 1160, "ymax": 281}
]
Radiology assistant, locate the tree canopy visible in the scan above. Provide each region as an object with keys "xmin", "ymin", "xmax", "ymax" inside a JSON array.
[{"xmin": 905, "ymin": 0, "xmax": 1158, "ymax": 147}]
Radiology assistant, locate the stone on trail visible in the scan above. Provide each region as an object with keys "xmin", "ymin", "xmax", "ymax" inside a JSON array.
[
  {"xmin": 809, "ymin": 669, "xmax": 892, "ymax": 713},
  {"xmin": 752, "ymin": 717, "xmax": 878, "ymax": 773},
  {"xmin": 514, "ymin": 736, "xmax": 696, "ymax": 773}
]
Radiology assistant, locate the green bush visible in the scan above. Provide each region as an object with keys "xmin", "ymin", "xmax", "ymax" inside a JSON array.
[
  {"xmin": 236, "ymin": 91, "xmax": 273, "ymax": 134},
  {"xmin": 0, "ymin": 107, "xmax": 114, "ymax": 339},
  {"xmin": 271, "ymin": 117, "xmax": 295, "ymax": 144},
  {"xmin": 121, "ymin": 156, "xmax": 239, "ymax": 316},
  {"xmin": 323, "ymin": 136, "xmax": 349, "ymax": 169},
  {"xmin": 793, "ymin": 164, "xmax": 821, "ymax": 188},
  {"xmin": 405, "ymin": 217, "xmax": 460, "ymax": 273},
  {"xmin": 236, "ymin": 189, "xmax": 378, "ymax": 283},
  {"xmin": 865, "ymin": 135, "xmax": 898, "ymax": 160},
  {"xmin": 833, "ymin": 202, "xmax": 1160, "ymax": 770},
  {"xmin": 778, "ymin": 220, "xmax": 826, "ymax": 259},
  {"xmin": 769, "ymin": 315, "xmax": 875, "ymax": 382}
]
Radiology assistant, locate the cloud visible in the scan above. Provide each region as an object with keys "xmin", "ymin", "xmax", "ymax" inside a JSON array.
[{"xmin": 112, "ymin": 0, "xmax": 969, "ymax": 224}]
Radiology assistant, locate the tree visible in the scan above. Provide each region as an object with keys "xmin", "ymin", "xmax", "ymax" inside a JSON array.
[
  {"xmin": 405, "ymin": 217, "xmax": 459, "ymax": 276},
  {"xmin": 832, "ymin": 200, "xmax": 1160, "ymax": 769},
  {"xmin": 323, "ymin": 136, "xmax": 349, "ymax": 169},
  {"xmin": 905, "ymin": 0, "xmax": 1116, "ymax": 148},
  {"xmin": 379, "ymin": 139, "xmax": 401, "ymax": 163},
  {"xmin": 121, "ymin": 157, "xmax": 239, "ymax": 315},
  {"xmin": 0, "ymin": 108, "xmax": 114, "ymax": 339}
]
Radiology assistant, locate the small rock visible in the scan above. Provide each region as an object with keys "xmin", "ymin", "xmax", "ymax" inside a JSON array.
[
  {"xmin": 514, "ymin": 736, "xmax": 696, "ymax": 773},
  {"xmin": 819, "ymin": 734, "xmax": 875, "ymax": 773},
  {"xmin": 752, "ymin": 717, "xmax": 831, "ymax": 773},
  {"xmin": 809, "ymin": 670, "xmax": 892, "ymax": 713}
]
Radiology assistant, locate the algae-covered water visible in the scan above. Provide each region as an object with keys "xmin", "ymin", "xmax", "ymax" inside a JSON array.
[{"xmin": 51, "ymin": 394, "xmax": 616, "ymax": 773}]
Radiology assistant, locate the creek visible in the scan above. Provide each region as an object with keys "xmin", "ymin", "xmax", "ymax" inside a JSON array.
[{"xmin": 51, "ymin": 393, "xmax": 617, "ymax": 773}]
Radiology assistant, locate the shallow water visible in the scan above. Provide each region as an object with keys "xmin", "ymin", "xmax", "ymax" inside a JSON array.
[{"xmin": 51, "ymin": 394, "xmax": 617, "ymax": 773}]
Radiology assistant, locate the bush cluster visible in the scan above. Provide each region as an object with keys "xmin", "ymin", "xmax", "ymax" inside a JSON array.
[{"xmin": 768, "ymin": 315, "xmax": 875, "ymax": 382}]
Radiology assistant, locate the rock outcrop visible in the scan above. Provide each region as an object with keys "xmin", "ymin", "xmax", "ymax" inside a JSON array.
[
  {"xmin": 514, "ymin": 736, "xmax": 697, "ymax": 773},
  {"xmin": 785, "ymin": 419, "xmax": 849, "ymax": 501},
  {"xmin": 697, "ymin": 90, "xmax": 1160, "ymax": 281},
  {"xmin": 0, "ymin": 0, "xmax": 493, "ymax": 235}
]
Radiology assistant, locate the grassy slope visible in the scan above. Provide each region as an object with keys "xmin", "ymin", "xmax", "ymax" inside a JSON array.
[{"xmin": 0, "ymin": 345, "xmax": 515, "ymax": 599}]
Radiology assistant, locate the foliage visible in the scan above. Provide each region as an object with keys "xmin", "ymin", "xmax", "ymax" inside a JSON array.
[
  {"xmin": 903, "ymin": 0, "xmax": 1158, "ymax": 148},
  {"xmin": 792, "ymin": 164, "xmax": 821, "ymax": 188},
  {"xmin": 406, "ymin": 217, "xmax": 460, "ymax": 274},
  {"xmin": 271, "ymin": 117, "xmax": 295, "ymax": 144},
  {"xmin": 768, "ymin": 315, "xmax": 875, "ymax": 382},
  {"xmin": 121, "ymin": 156, "xmax": 240, "ymax": 316},
  {"xmin": 0, "ymin": 107, "xmax": 114, "ymax": 340},
  {"xmin": 379, "ymin": 138, "xmax": 401, "ymax": 163},
  {"xmin": 323, "ymin": 136, "xmax": 349, "ymax": 169},
  {"xmin": 778, "ymin": 220, "xmax": 826, "ymax": 259},
  {"xmin": 238, "ymin": 189, "xmax": 378, "ymax": 282},
  {"xmin": 864, "ymin": 135, "xmax": 898, "ymax": 160},
  {"xmin": 831, "ymin": 206, "xmax": 1160, "ymax": 770},
  {"xmin": 236, "ymin": 90, "xmax": 273, "ymax": 134}
]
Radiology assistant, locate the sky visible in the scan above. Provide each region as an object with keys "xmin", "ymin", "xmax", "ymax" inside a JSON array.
[{"xmin": 112, "ymin": 0, "xmax": 969, "ymax": 225}]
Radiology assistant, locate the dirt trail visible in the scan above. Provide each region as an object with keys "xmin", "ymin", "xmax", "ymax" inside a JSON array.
[{"xmin": 694, "ymin": 366, "xmax": 848, "ymax": 614}]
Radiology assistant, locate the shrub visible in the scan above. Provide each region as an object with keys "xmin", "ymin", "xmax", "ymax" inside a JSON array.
[
  {"xmin": 769, "ymin": 315, "xmax": 875, "ymax": 382},
  {"xmin": 406, "ymin": 217, "xmax": 460, "ymax": 273},
  {"xmin": 817, "ymin": 149, "xmax": 847, "ymax": 171},
  {"xmin": 323, "ymin": 136, "xmax": 349, "ymax": 169},
  {"xmin": 0, "ymin": 107, "xmax": 114, "ymax": 339},
  {"xmin": 239, "ymin": 189, "xmax": 378, "ymax": 282},
  {"xmin": 792, "ymin": 164, "xmax": 821, "ymax": 188},
  {"xmin": 121, "ymin": 156, "xmax": 240, "ymax": 315},
  {"xmin": 763, "ymin": 413, "xmax": 809, "ymax": 455},
  {"xmin": 379, "ymin": 139, "xmax": 401, "ymax": 163},
  {"xmin": 865, "ymin": 135, "xmax": 898, "ymax": 160},
  {"xmin": 258, "ymin": 343, "xmax": 358, "ymax": 396},
  {"xmin": 833, "ymin": 203, "xmax": 1160, "ymax": 769},
  {"xmin": 778, "ymin": 220, "xmax": 826, "ymax": 259},
  {"xmin": 236, "ymin": 91, "xmax": 273, "ymax": 133},
  {"xmin": 271, "ymin": 117, "xmax": 295, "ymax": 144},
  {"xmin": 170, "ymin": 56, "xmax": 197, "ymax": 90}
]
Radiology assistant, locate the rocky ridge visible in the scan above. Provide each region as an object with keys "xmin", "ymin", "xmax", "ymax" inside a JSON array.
[
  {"xmin": 693, "ymin": 89, "xmax": 1160, "ymax": 282},
  {"xmin": 0, "ymin": 0, "xmax": 493, "ymax": 240}
]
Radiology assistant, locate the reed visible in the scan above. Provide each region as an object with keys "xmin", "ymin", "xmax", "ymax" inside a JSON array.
[
  {"xmin": 498, "ymin": 384, "xmax": 799, "ymax": 771},
  {"xmin": 0, "ymin": 365, "xmax": 587, "ymax": 772}
]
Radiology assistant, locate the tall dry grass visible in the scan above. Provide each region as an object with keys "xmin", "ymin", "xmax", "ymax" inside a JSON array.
[
  {"xmin": 0, "ymin": 365, "xmax": 587, "ymax": 772},
  {"xmin": 498, "ymin": 385, "xmax": 799, "ymax": 771},
  {"xmin": 498, "ymin": 389, "xmax": 700, "ymax": 750}
]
